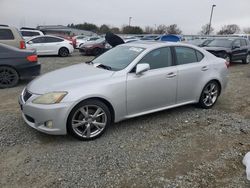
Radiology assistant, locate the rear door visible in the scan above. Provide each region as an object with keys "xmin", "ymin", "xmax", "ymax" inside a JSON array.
[
  {"xmin": 231, "ymin": 39, "xmax": 246, "ymax": 60},
  {"xmin": 126, "ymin": 47, "xmax": 177, "ymax": 115},
  {"xmin": 174, "ymin": 46, "xmax": 206, "ymax": 104},
  {"xmin": 43, "ymin": 37, "xmax": 64, "ymax": 55}
]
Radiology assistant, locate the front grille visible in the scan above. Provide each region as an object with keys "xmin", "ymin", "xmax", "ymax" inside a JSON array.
[{"xmin": 23, "ymin": 89, "xmax": 32, "ymax": 102}]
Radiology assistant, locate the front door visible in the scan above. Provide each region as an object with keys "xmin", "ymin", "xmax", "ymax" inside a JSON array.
[{"xmin": 126, "ymin": 47, "xmax": 177, "ymax": 116}]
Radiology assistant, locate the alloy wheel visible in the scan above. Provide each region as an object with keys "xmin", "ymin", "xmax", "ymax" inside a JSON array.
[
  {"xmin": 71, "ymin": 105, "xmax": 107, "ymax": 138},
  {"xmin": 59, "ymin": 48, "xmax": 69, "ymax": 57},
  {"xmin": 0, "ymin": 66, "xmax": 19, "ymax": 88},
  {"xmin": 202, "ymin": 82, "xmax": 219, "ymax": 107}
]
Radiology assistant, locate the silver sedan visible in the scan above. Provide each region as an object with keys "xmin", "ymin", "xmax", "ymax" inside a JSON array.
[{"xmin": 19, "ymin": 41, "xmax": 229, "ymax": 140}]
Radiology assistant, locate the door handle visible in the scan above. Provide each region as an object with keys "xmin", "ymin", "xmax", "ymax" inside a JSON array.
[
  {"xmin": 201, "ymin": 66, "xmax": 209, "ymax": 71},
  {"xmin": 166, "ymin": 72, "xmax": 177, "ymax": 78}
]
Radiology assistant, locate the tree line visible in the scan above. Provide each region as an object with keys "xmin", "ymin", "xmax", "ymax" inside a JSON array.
[
  {"xmin": 68, "ymin": 22, "xmax": 250, "ymax": 35},
  {"xmin": 67, "ymin": 23, "xmax": 183, "ymax": 35}
]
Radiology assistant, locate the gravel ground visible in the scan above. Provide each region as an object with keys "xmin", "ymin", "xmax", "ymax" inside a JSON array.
[{"xmin": 1, "ymin": 51, "xmax": 250, "ymax": 188}]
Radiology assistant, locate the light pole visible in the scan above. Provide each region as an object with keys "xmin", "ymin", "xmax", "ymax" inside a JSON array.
[
  {"xmin": 208, "ymin": 4, "xmax": 216, "ymax": 35},
  {"xmin": 129, "ymin": 17, "xmax": 132, "ymax": 27}
]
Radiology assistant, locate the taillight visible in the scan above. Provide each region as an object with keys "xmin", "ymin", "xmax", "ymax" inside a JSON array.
[
  {"xmin": 225, "ymin": 61, "xmax": 230, "ymax": 68},
  {"xmin": 20, "ymin": 41, "xmax": 26, "ymax": 49},
  {"xmin": 27, "ymin": 55, "xmax": 37, "ymax": 62}
]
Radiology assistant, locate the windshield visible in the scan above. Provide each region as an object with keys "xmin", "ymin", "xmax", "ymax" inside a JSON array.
[
  {"xmin": 92, "ymin": 46, "xmax": 145, "ymax": 71},
  {"xmin": 207, "ymin": 39, "xmax": 233, "ymax": 48}
]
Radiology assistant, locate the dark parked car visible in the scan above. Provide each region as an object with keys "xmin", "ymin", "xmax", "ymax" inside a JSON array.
[
  {"xmin": 203, "ymin": 38, "xmax": 250, "ymax": 64},
  {"xmin": 0, "ymin": 43, "xmax": 40, "ymax": 88},
  {"xmin": 187, "ymin": 39, "xmax": 213, "ymax": 47},
  {"xmin": 79, "ymin": 33, "xmax": 125, "ymax": 56},
  {"xmin": 79, "ymin": 38, "xmax": 106, "ymax": 56}
]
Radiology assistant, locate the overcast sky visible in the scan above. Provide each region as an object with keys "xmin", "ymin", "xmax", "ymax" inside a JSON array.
[{"xmin": 1, "ymin": 0, "xmax": 249, "ymax": 34}]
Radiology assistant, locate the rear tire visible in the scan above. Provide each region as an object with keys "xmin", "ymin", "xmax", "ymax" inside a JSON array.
[
  {"xmin": 0, "ymin": 66, "xmax": 19, "ymax": 89},
  {"xmin": 198, "ymin": 81, "xmax": 220, "ymax": 109},
  {"xmin": 242, "ymin": 54, "xmax": 250, "ymax": 64},
  {"xmin": 58, "ymin": 47, "xmax": 69, "ymax": 57},
  {"xmin": 67, "ymin": 99, "xmax": 111, "ymax": 141}
]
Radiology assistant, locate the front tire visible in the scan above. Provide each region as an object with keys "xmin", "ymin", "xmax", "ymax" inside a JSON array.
[
  {"xmin": 0, "ymin": 66, "xmax": 19, "ymax": 89},
  {"xmin": 242, "ymin": 54, "xmax": 250, "ymax": 64},
  {"xmin": 67, "ymin": 99, "xmax": 111, "ymax": 141},
  {"xmin": 198, "ymin": 81, "xmax": 220, "ymax": 109},
  {"xmin": 58, "ymin": 47, "xmax": 69, "ymax": 57}
]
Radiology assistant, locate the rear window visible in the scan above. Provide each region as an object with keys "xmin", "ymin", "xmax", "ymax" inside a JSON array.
[
  {"xmin": 21, "ymin": 31, "xmax": 41, "ymax": 37},
  {"xmin": 175, "ymin": 47, "xmax": 198, "ymax": 65},
  {"xmin": 0, "ymin": 29, "xmax": 14, "ymax": 40}
]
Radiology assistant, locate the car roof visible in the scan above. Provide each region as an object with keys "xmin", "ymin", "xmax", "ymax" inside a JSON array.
[
  {"xmin": 27, "ymin": 35, "xmax": 65, "ymax": 41},
  {"xmin": 121, "ymin": 41, "xmax": 199, "ymax": 50},
  {"xmin": 20, "ymin": 29, "xmax": 42, "ymax": 32}
]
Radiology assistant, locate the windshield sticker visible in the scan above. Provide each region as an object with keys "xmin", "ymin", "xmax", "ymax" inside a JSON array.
[{"xmin": 129, "ymin": 47, "xmax": 143, "ymax": 53}]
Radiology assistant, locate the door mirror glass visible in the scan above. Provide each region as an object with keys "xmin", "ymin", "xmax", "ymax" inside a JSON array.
[{"xmin": 136, "ymin": 63, "xmax": 150, "ymax": 75}]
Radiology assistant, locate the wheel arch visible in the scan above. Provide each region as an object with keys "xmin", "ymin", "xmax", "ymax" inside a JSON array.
[
  {"xmin": 203, "ymin": 79, "xmax": 222, "ymax": 96},
  {"xmin": 67, "ymin": 97, "xmax": 115, "ymax": 125},
  {"xmin": 58, "ymin": 46, "xmax": 69, "ymax": 54},
  {"xmin": 0, "ymin": 64, "xmax": 20, "ymax": 77}
]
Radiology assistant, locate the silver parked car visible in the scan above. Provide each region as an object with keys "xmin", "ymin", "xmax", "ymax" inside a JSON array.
[{"xmin": 19, "ymin": 41, "xmax": 229, "ymax": 140}]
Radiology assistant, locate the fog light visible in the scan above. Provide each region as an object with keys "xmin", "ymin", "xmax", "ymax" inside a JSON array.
[{"xmin": 45, "ymin": 121, "xmax": 53, "ymax": 128}]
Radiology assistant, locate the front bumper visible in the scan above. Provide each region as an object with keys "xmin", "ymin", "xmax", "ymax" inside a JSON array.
[{"xmin": 19, "ymin": 90, "xmax": 74, "ymax": 135}]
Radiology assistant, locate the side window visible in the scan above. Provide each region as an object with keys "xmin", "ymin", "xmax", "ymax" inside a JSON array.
[
  {"xmin": 234, "ymin": 40, "xmax": 241, "ymax": 47},
  {"xmin": 0, "ymin": 29, "xmax": 14, "ymax": 40},
  {"xmin": 31, "ymin": 37, "xmax": 45, "ymax": 43},
  {"xmin": 138, "ymin": 47, "xmax": 172, "ymax": 70},
  {"xmin": 240, "ymin": 39, "xmax": 247, "ymax": 46},
  {"xmin": 175, "ymin": 47, "xmax": 198, "ymax": 65},
  {"xmin": 196, "ymin": 50, "xmax": 204, "ymax": 62},
  {"xmin": 45, "ymin": 37, "xmax": 63, "ymax": 43},
  {"xmin": 21, "ymin": 31, "xmax": 40, "ymax": 37}
]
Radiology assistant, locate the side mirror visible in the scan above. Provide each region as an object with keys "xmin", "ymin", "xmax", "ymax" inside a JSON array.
[
  {"xmin": 232, "ymin": 44, "xmax": 240, "ymax": 49},
  {"xmin": 27, "ymin": 41, "xmax": 33, "ymax": 44},
  {"xmin": 136, "ymin": 63, "xmax": 150, "ymax": 75}
]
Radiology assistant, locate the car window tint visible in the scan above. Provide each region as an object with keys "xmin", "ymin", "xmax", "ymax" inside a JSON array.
[
  {"xmin": 175, "ymin": 47, "xmax": 198, "ymax": 65},
  {"xmin": 240, "ymin": 39, "xmax": 247, "ymax": 46},
  {"xmin": 234, "ymin": 40, "xmax": 241, "ymax": 47},
  {"xmin": 31, "ymin": 37, "xmax": 45, "ymax": 43},
  {"xmin": 196, "ymin": 50, "xmax": 204, "ymax": 62},
  {"xmin": 0, "ymin": 29, "xmax": 14, "ymax": 40},
  {"xmin": 45, "ymin": 37, "xmax": 63, "ymax": 43},
  {"xmin": 21, "ymin": 31, "xmax": 40, "ymax": 37},
  {"xmin": 138, "ymin": 47, "xmax": 172, "ymax": 69}
]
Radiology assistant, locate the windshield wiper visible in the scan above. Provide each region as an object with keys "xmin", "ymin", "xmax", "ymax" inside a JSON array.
[{"xmin": 96, "ymin": 64, "xmax": 112, "ymax": 70}]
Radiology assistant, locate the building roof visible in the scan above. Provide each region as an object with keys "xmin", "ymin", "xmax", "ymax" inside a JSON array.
[{"xmin": 37, "ymin": 25, "xmax": 95, "ymax": 36}]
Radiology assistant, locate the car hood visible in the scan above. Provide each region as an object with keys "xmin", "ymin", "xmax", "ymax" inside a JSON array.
[
  {"xmin": 203, "ymin": 46, "xmax": 230, "ymax": 51},
  {"xmin": 27, "ymin": 63, "xmax": 114, "ymax": 94}
]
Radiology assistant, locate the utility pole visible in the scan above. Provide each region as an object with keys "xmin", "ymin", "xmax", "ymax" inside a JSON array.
[
  {"xmin": 208, "ymin": 4, "xmax": 216, "ymax": 35},
  {"xmin": 129, "ymin": 17, "xmax": 132, "ymax": 27}
]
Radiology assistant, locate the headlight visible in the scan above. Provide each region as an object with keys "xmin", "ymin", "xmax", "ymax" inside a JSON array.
[{"xmin": 32, "ymin": 92, "xmax": 68, "ymax": 104}]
